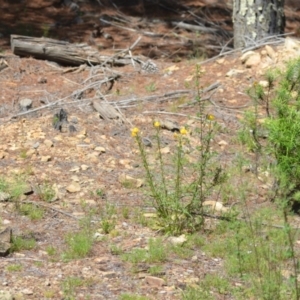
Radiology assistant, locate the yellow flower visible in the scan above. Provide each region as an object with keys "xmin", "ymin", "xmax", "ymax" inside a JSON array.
[
  {"xmin": 206, "ymin": 114, "xmax": 215, "ymax": 121},
  {"xmin": 180, "ymin": 127, "xmax": 187, "ymax": 135},
  {"xmin": 154, "ymin": 121, "xmax": 160, "ymax": 128},
  {"xmin": 131, "ymin": 127, "xmax": 139, "ymax": 137}
]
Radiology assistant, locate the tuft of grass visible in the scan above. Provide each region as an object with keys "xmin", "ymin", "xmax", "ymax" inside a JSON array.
[
  {"xmin": 11, "ymin": 235, "xmax": 36, "ymax": 252},
  {"xmin": 19, "ymin": 203, "xmax": 44, "ymax": 220},
  {"xmin": 62, "ymin": 230, "xmax": 94, "ymax": 261},
  {"xmin": 148, "ymin": 265, "xmax": 164, "ymax": 276},
  {"xmin": 119, "ymin": 294, "xmax": 150, "ymax": 300},
  {"xmin": 110, "ymin": 244, "xmax": 123, "ymax": 255},
  {"xmin": 99, "ymin": 203, "xmax": 116, "ymax": 234},
  {"xmin": 46, "ymin": 245, "xmax": 56, "ymax": 256},
  {"xmin": 6, "ymin": 264, "xmax": 23, "ymax": 272},
  {"xmin": 145, "ymin": 82, "xmax": 157, "ymax": 93},
  {"xmin": 36, "ymin": 182, "xmax": 56, "ymax": 202},
  {"xmin": 61, "ymin": 276, "xmax": 84, "ymax": 300},
  {"xmin": 122, "ymin": 238, "xmax": 167, "ymax": 264}
]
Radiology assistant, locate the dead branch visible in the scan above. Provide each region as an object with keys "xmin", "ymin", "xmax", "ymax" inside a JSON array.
[
  {"xmin": 171, "ymin": 21, "xmax": 217, "ymax": 33},
  {"xmin": 23, "ymin": 201, "xmax": 79, "ymax": 220}
]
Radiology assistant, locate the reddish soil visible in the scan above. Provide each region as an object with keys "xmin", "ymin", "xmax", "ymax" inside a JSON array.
[{"xmin": 0, "ymin": 1, "xmax": 300, "ymax": 299}]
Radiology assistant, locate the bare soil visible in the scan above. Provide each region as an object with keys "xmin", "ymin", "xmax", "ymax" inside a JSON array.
[{"xmin": 0, "ymin": 1, "xmax": 300, "ymax": 299}]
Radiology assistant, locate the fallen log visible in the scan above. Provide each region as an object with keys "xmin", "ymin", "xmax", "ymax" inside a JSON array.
[{"xmin": 10, "ymin": 35, "xmax": 141, "ymax": 67}]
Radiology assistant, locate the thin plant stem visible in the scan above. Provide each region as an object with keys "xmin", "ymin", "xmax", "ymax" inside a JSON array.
[{"xmin": 154, "ymin": 127, "xmax": 168, "ymax": 200}]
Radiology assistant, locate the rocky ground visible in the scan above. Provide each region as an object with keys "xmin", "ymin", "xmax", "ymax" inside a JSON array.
[{"xmin": 0, "ymin": 1, "xmax": 300, "ymax": 300}]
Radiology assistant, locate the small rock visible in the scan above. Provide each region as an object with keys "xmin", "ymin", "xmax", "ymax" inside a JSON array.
[
  {"xmin": 33, "ymin": 142, "xmax": 40, "ymax": 149},
  {"xmin": 66, "ymin": 182, "xmax": 81, "ymax": 193},
  {"xmin": 94, "ymin": 146, "xmax": 106, "ymax": 153},
  {"xmin": 71, "ymin": 175, "xmax": 80, "ymax": 182},
  {"xmin": 37, "ymin": 77, "xmax": 47, "ymax": 84},
  {"xmin": 0, "ymin": 290, "xmax": 13, "ymax": 300},
  {"xmin": 26, "ymin": 149, "xmax": 36, "ymax": 157},
  {"xmin": 258, "ymin": 80, "xmax": 269, "ymax": 88},
  {"xmin": 218, "ymin": 140, "xmax": 228, "ymax": 146},
  {"xmin": 23, "ymin": 184, "xmax": 33, "ymax": 195},
  {"xmin": 265, "ymin": 45, "xmax": 276, "ymax": 59},
  {"xmin": 118, "ymin": 174, "xmax": 144, "ymax": 188},
  {"xmin": 157, "ymin": 119, "xmax": 180, "ymax": 132},
  {"xmin": 191, "ymin": 255, "xmax": 198, "ymax": 262},
  {"xmin": 44, "ymin": 139, "xmax": 53, "ymax": 148},
  {"xmin": 70, "ymin": 166, "xmax": 80, "ymax": 172},
  {"xmin": 145, "ymin": 276, "xmax": 166, "ymax": 287},
  {"xmin": 240, "ymin": 51, "xmax": 256, "ymax": 63},
  {"xmin": 0, "ymin": 227, "xmax": 12, "ymax": 257},
  {"xmin": 69, "ymin": 125, "xmax": 77, "ymax": 133},
  {"xmin": 0, "ymin": 192, "xmax": 10, "ymax": 202},
  {"xmin": 143, "ymin": 213, "xmax": 157, "ymax": 218},
  {"xmin": 216, "ymin": 58, "xmax": 225, "ymax": 64},
  {"xmin": 81, "ymin": 164, "xmax": 90, "ymax": 171},
  {"xmin": 142, "ymin": 137, "xmax": 152, "ymax": 147},
  {"xmin": 160, "ymin": 146, "xmax": 170, "ymax": 154},
  {"xmin": 184, "ymin": 277, "xmax": 200, "ymax": 284},
  {"xmin": 41, "ymin": 156, "xmax": 51, "ymax": 162},
  {"xmin": 284, "ymin": 37, "xmax": 300, "ymax": 52},
  {"xmin": 19, "ymin": 98, "xmax": 32, "ymax": 111},
  {"xmin": 101, "ymin": 271, "xmax": 118, "ymax": 278},
  {"xmin": 203, "ymin": 200, "xmax": 228, "ymax": 212},
  {"xmin": 245, "ymin": 53, "xmax": 261, "ymax": 68},
  {"xmin": 168, "ymin": 234, "xmax": 187, "ymax": 246},
  {"xmin": 21, "ymin": 288, "xmax": 33, "ymax": 295},
  {"xmin": 225, "ymin": 69, "xmax": 244, "ymax": 77},
  {"xmin": 70, "ymin": 116, "xmax": 78, "ymax": 124}
]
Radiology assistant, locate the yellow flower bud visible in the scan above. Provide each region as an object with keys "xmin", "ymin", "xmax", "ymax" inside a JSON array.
[
  {"xmin": 180, "ymin": 127, "xmax": 187, "ymax": 135},
  {"xmin": 206, "ymin": 114, "xmax": 215, "ymax": 121},
  {"xmin": 154, "ymin": 121, "xmax": 160, "ymax": 128},
  {"xmin": 131, "ymin": 127, "xmax": 139, "ymax": 137}
]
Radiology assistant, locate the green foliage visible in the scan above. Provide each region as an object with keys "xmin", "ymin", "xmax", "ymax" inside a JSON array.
[
  {"xmin": 19, "ymin": 203, "xmax": 44, "ymax": 220},
  {"xmin": 122, "ymin": 238, "xmax": 167, "ymax": 264},
  {"xmin": 61, "ymin": 277, "xmax": 84, "ymax": 300},
  {"xmin": 132, "ymin": 67, "xmax": 227, "ymax": 234},
  {"xmin": 148, "ymin": 265, "xmax": 164, "ymax": 276},
  {"xmin": 6, "ymin": 264, "xmax": 23, "ymax": 272},
  {"xmin": 46, "ymin": 245, "xmax": 56, "ymax": 256},
  {"xmin": 11, "ymin": 235, "xmax": 36, "ymax": 252},
  {"xmin": 63, "ymin": 230, "xmax": 94, "ymax": 260},
  {"xmin": 100, "ymin": 203, "xmax": 116, "ymax": 234},
  {"xmin": 36, "ymin": 182, "xmax": 56, "ymax": 202},
  {"xmin": 244, "ymin": 58, "xmax": 300, "ymax": 208},
  {"xmin": 145, "ymin": 82, "xmax": 157, "ymax": 92},
  {"xmin": 119, "ymin": 294, "xmax": 150, "ymax": 300},
  {"xmin": 201, "ymin": 206, "xmax": 300, "ymax": 300}
]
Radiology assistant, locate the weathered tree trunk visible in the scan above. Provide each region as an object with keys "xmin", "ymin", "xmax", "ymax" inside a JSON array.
[
  {"xmin": 233, "ymin": 0, "xmax": 285, "ymax": 49},
  {"xmin": 10, "ymin": 35, "xmax": 141, "ymax": 67}
]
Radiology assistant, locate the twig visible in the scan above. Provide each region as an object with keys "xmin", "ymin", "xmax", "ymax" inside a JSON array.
[
  {"xmin": 99, "ymin": 35, "xmax": 142, "ymax": 68},
  {"xmin": 0, "ymin": 257, "xmax": 45, "ymax": 262},
  {"xmin": 100, "ymin": 18, "xmax": 163, "ymax": 37},
  {"xmin": 171, "ymin": 21, "xmax": 217, "ymax": 33},
  {"xmin": 199, "ymin": 212, "xmax": 300, "ymax": 230},
  {"xmin": 143, "ymin": 110, "xmax": 201, "ymax": 120},
  {"xmin": 23, "ymin": 201, "xmax": 79, "ymax": 220},
  {"xmin": 200, "ymin": 32, "xmax": 294, "ymax": 65}
]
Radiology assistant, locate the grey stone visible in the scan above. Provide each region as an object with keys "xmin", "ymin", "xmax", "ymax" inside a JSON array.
[
  {"xmin": 19, "ymin": 98, "xmax": 32, "ymax": 111},
  {"xmin": 0, "ymin": 290, "xmax": 13, "ymax": 300},
  {"xmin": 0, "ymin": 227, "xmax": 12, "ymax": 257},
  {"xmin": 0, "ymin": 192, "xmax": 10, "ymax": 202}
]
